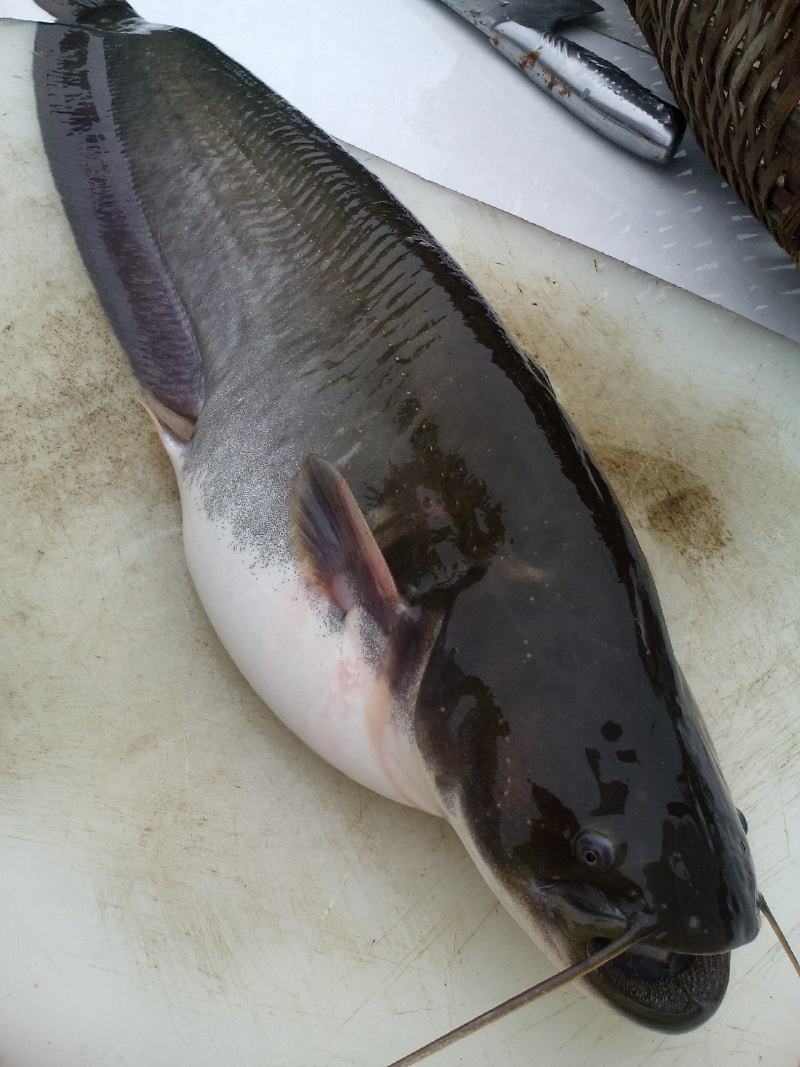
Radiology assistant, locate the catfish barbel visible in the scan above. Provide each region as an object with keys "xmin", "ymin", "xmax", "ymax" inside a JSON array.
[{"xmin": 31, "ymin": 0, "xmax": 797, "ymax": 1057}]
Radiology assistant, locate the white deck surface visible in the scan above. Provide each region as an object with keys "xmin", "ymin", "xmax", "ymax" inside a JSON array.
[{"xmin": 1, "ymin": 17, "xmax": 798, "ymax": 1067}]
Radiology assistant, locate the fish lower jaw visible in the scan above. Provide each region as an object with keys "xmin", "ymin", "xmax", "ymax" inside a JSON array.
[{"xmin": 584, "ymin": 938, "xmax": 731, "ymax": 1032}]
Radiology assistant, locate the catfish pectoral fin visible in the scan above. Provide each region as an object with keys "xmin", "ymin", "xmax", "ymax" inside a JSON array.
[{"xmin": 289, "ymin": 454, "xmax": 407, "ymax": 634}]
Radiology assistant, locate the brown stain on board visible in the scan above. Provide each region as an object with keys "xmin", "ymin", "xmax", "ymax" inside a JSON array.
[
  {"xmin": 599, "ymin": 446, "xmax": 731, "ymax": 566},
  {"xmin": 0, "ymin": 266, "xmax": 174, "ymax": 540}
]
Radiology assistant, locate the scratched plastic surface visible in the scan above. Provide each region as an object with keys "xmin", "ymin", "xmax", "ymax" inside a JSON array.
[{"xmin": 1, "ymin": 18, "xmax": 798, "ymax": 1067}]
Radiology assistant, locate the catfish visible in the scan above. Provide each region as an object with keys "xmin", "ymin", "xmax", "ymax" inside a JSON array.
[{"xmin": 31, "ymin": 0, "xmax": 797, "ymax": 1056}]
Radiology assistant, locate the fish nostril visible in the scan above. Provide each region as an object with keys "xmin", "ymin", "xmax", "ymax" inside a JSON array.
[{"xmin": 687, "ymin": 915, "xmax": 701, "ymax": 931}]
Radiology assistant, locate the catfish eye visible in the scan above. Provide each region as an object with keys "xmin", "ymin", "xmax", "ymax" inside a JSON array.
[
  {"xmin": 574, "ymin": 830, "xmax": 615, "ymax": 872},
  {"xmin": 737, "ymin": 808, "xmax": 748, "ymax": 834}
]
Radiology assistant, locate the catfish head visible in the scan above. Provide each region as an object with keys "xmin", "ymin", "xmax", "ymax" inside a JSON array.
[
  {"xmin": 413, "ymin": 547, "xmax": 760, "ymax": 1032},
  {"xmin": 288, "ymin": 452, "xmax": 764, "ymax": 1036}
]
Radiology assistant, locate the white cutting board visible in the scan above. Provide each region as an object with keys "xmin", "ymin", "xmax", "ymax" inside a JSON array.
[{"xmin": 1, "ymin": 18, "xmax": 798, "ymax": 1067}]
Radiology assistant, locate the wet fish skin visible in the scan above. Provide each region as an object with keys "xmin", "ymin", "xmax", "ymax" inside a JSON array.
[{"xmin": 34, "ymin": 0, "xmax": 759, "ymax": 1032}]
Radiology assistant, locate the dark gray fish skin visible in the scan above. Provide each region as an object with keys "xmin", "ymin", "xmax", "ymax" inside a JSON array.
[{"xmin": 34, "ymin": 0, "xmax": 759, "ymax": 1031}]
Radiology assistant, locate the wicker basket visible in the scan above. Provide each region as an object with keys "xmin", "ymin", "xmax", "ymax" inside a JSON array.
[{"xmin": 627, "ymin": 0, "xmax": 800, "ymax": 263}]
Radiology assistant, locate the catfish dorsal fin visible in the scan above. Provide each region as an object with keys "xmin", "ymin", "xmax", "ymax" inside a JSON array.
[{"xmin": 289, "ymin": 455, "xmax": 405, "ymax": 633}]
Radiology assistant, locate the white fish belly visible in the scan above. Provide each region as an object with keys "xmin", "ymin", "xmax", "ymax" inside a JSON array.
[{"xmin": 175, "ymin": 474, "xmax": 441, "ymax": 816}]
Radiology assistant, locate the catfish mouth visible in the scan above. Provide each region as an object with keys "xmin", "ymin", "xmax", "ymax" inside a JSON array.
[{"xmin": 586, "ymin": 938, "xmax": 730, "ymax": 1032}]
